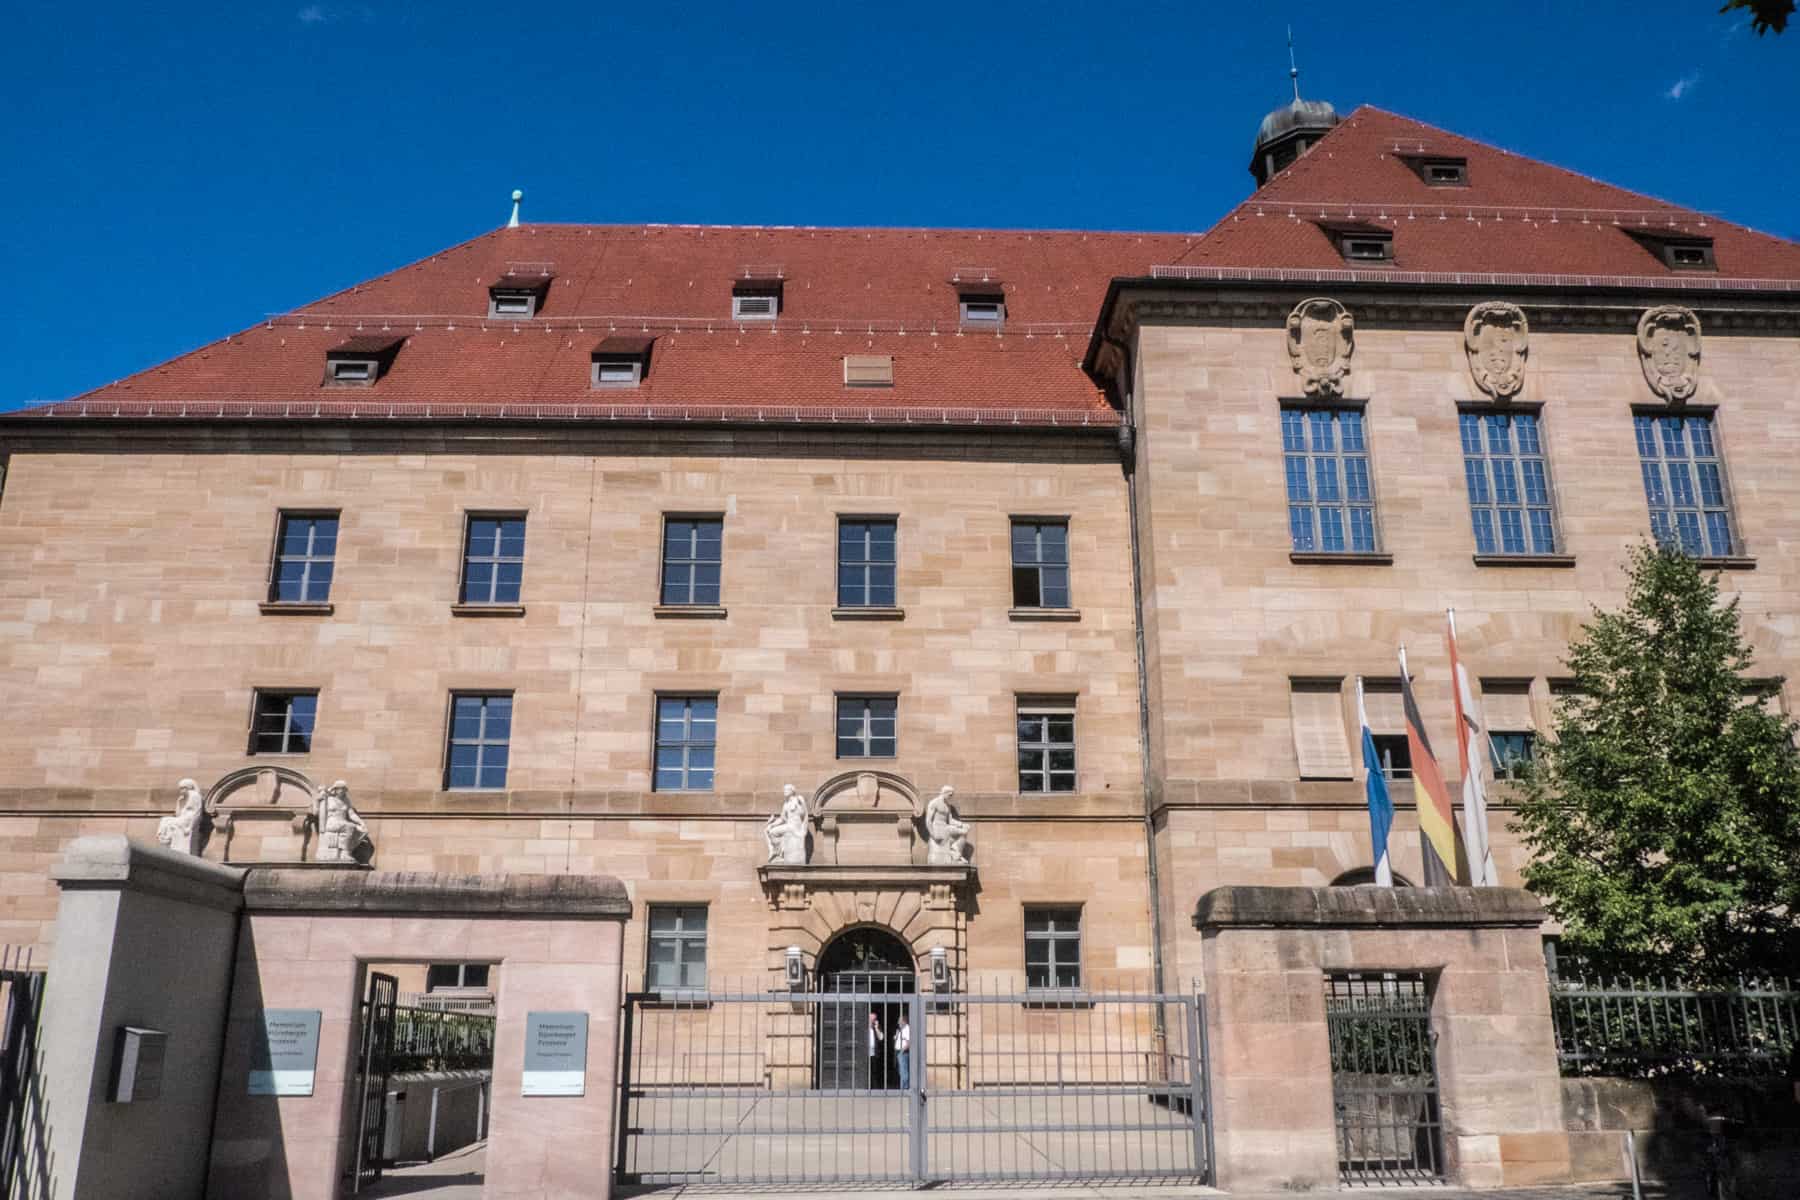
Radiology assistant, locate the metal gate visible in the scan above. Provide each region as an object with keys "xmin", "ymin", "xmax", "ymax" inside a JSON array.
[
  {"xmin": 351, "ymin": 971, "xmax": 399, "ymax": 1193},
  {"xmin": 614, "ymin": 983, "xmax": 1211, "ymax": 1186},
  {"xmin": 1, "ymin": 947, "xmax": 48, "ymax": 1197},
  {"xmin": 1325, "ymin": 971, "xmax": 1444, "ymax": 1184}
]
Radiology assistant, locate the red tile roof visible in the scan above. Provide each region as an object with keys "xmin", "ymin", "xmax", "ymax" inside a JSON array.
[{"xmin": 20, "ymin": 107, "xmax": 1800, "ymax": 429}]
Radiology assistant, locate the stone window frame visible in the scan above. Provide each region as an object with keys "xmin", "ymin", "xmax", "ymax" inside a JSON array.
[
  {"xmin": 1280, "ymin": 401, "xmax": 1384, "ymax": 559},
  {"xmin": 1457, "ymin": 403, "xmax": 1563, "ymax": 559},
  {"xmin": 1023, "ymin": 905, "xmax": 1083, "ymax": 991},
  {"xmin": 459, "ymin": 512, "xmax": 528, "ymax": 606},
  {"xmin": 646, "ymin": 904, "xmax": 709, "ymax": 992},
  {"xmin": 653, "ymin": 693, "xmax": 718, "ymax": 793},
  {"xmin": 443, "ymin": 691, "xmax": 514, "ymax": 792},
  {"xmin": 1632, "ymin": 407, "xmax": 1744, "ymax": 561},
  {"xmin": 248, "ymin": 689, "xmax": 319, "ymax": 756},
  {"xmin": 1016, "ymin": 696, "xmax": 1077, "ymax": 794},
  {"xmin": 1009, "ymin": 516, "xmax": 1072, "ymax": 611},
  {"xmin": 835, "ymin": 693, "xmax": 898, "ymax": 760},
  {"xmin": 267, "ymin": 510, "xmax": 341, "ymax": 605},
  {"xmin": 659, "ymin": 514, "xmax": 725, "ymax": 608},
  {"xmin": 836, "ymin": 515, "xmax": 898, "ymax": 609}
]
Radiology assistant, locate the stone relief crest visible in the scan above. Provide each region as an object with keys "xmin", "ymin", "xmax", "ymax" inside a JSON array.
[
  {"xmin": 1463, "ymin": 302, "xmax": 1529, "ymax": 399},
  {"xmin": 1637, "ymin": 305, "xmax": 1701, "ymax": 403},
  {"xmin": 1286, "ymin": 298, "xmax": 1354, "ymax": 397}
]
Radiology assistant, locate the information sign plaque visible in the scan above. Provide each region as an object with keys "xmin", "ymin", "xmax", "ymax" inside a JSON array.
[
  {"xmin": 522, "ymin": 1010, "xmax": 588, "ymax": 1096},
  {"xmin": 249, "ymin": 1009, "xmax": 322, "ymax": 1096}
]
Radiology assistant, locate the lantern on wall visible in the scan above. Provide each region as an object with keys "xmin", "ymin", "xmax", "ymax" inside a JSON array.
[
  {"xmin": 930, "ymin": 946, "xmax": 951, "ymax": 992},
  {"xmin": 785, "ymin": 946, "xmax": 805, "ymax": 990}
]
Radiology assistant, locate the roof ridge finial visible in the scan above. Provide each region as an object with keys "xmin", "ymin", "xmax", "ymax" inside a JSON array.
[
  {"xmin": 507, "ymin": 189, "xmax": 523, "ymax": 229},
  {"xmin": 1287, "ymin": 25, "xmax": 1301, "ymax": 103}
]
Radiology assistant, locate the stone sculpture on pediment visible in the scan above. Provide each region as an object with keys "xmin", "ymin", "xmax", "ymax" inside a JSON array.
[
  {"xmin": 765, "ymin": 783, "xmax": 812, "ymax": 865},
  {"xmin": 1638, "ymin": 305, "xmax": 1701, "ymax": 404},
  {"xmin": 1286, "ymin": 297, "xmax": 1354, "ymax": 398},
  {"xmin": 156, "ymin": 777, "xmax": 210, "ymax": 857},
  {"xmin": 313, "ymin": 779, "xmax": 371, "ymax": 864},
  {"xmin": 1464, "ymin": 302, "xmax": 1529, "ymax": 400},
  {"xmin": 923, "ymin": 785, "xmax": 972, "ymax": 865}
]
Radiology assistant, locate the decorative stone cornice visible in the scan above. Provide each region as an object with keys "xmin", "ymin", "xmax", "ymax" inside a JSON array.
[{"xmin": 1193, "ymin": 884, "xmax": 1545, "ymax": 930}]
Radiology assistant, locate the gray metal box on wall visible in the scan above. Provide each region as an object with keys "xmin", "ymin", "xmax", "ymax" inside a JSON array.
[{"xmin": 111, "ymin": 1026, "xmax": 168, "ymax": 1102}]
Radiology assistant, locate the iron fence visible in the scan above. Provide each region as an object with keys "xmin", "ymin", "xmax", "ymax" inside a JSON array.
[
  {"xmin": 1, "ymin": 947, "xmax": 49, "ymax": 1199},
  {"xmin": 1551, "ymin": 973, "xmax": 1798, "ymax": 1078},
  {"xmin": 388, "ymin": 1005, "xmax": 496, "ymax": 1074},
  {"xmin": 1325, "ymin": 971, "xmax": 1445, "ymax": 1186}
]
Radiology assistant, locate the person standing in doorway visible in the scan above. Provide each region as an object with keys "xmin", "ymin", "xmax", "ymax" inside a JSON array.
[
  {"xmin": 895, "ymin": 1012, "xmax": 912, "ymax": 1091},
  {"xmin": 867, "ymin": 1010, "xmax": 885, "ymax": 1088}
]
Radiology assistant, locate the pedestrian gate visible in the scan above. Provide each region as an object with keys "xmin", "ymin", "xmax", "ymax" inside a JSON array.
[
  {"xmin": 615, "ymin": 985, "xmax": 1211, "ymax": 1186},
  {"xmin": 1325, "ymin": 971, "xmax": 1445, "ymax": 1184},
  {"xmin": 351, "ymin": 971, "xmax": 399, "ymax": 1193}
]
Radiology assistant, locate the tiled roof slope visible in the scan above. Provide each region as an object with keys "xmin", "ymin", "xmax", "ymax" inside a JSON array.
[
  {"xmin": 30, "ymin": 226, "xmax": 1201, "ymax": 427},
  {"xmin": 1175, "ymin": 107, "xmax": 1800, "ymax": 280}
]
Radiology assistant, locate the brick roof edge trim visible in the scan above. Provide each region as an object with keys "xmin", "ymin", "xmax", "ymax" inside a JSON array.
[{"xmin": 1143, "ymin": 264, "xmax": 1800, "ymax": 292}]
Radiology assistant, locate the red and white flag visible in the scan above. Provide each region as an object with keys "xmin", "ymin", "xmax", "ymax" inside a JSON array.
[{"xmin": 1446, "ymin": 609, "xmax": 1497, "ymax": 886}]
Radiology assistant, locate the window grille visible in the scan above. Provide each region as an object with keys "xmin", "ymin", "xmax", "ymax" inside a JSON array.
[
  {"xmin": 661, "ymin": 518, "xmax": 723, "ymax": 606},
  {"xmin": 445, "ymin": 693, "xmax": 512, "ymax": 790},
  {"xmin": 647, "ymin": 906, "xmax": 708, "ymax": 991},
  {"xmin": 1461, "ymin": 410, "xmax": 1557, "ymax": 555},
  {"xmin": 1010, "ymin": 520, "xmax": 1070, "ymax": 608},
  {"xmin": 270, "ymin": 513, "xmax": 339, "ymax": 603},
  {"xmin": 460, "ymin": 515, "xmax": 526, "ymax": 604},
  {"xmin": 1635, "ymin": 414, "xmax": 1735, "ymax": 557},
  {"xmin": 1024, "ymin": 907, "xmax": 1083, "ymax": 989},
  {"xmin": 654, "ymin": 696, "xmax": 717, "ymax": 792},
  {"xmin": 1283, "ymin": 409, "xmax": 1377, "ymax": 554}
]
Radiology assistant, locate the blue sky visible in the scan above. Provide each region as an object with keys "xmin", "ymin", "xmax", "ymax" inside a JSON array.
[{"xmin": 2, "ymin": 1, "xmax": 1795, "ymax": 410}]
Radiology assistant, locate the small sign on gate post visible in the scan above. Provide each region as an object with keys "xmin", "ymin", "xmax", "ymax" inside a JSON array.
[
  {"xmin": 249, "ymin": 1009, "xmax": 322, "ymax": 1096},
  {"xmin": 522, "ymin": 1011, "xmax": 588, "ymax": 1096}
]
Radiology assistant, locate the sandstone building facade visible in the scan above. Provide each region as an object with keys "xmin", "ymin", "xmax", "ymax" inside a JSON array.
[{"xmin": 4, "ymin": 102, "xmax": 1799, "ymax": 1012}]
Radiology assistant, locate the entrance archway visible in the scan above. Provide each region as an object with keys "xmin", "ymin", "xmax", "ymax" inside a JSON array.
[{"xmin": 813, "ymin": 926, "xmax": 915, "ymax": 1090}]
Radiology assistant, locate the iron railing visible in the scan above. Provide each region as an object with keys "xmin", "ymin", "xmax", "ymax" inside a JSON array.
[
  {"xmin": 1325, "ymin": 971, "xmax": 1445, "ymax": 1186},
  {"xmin": 1551, "ymin": 973, "xmax": 1798, "ymax": 1078},
  {"xmin": 387, "ymin": 1005, "xmax": 496, "ymax": 1075},
  {"xmin": 1, "ymin": 947, "xmax": 49, "ymax": 1198}
]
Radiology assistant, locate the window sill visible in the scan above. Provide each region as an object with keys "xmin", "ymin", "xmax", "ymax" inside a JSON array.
[
  {"xmin": 1289, "ymin": 552, "xmax": 1393, "ymax": 566},
  {"xmin": 831, "ymin": 606, "xmax": 905, "ymax": 621},
  {"xmin": 653, "ymin": 605, "xmax": 728, "ymax": 619},
  {"xmin": 1008, "ymin": 607, "xmax": 1081, "ymax": 622},
  {"xmin": 451, "ymin": 603, "xmax": 526, "ymax": 618},
  {"xmin": 1694, "ymin": 556, "xmax": 1756, "ymax": 571},
  {"xmin": 259, "ymin": 601, "xmax": 334, "ymax": 616},
  {"xmin": 1472, "ymin": 554, "xmax": 1577, "ymax": 568}
]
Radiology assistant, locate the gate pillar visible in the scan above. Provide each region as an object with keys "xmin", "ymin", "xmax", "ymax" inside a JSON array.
[{"xmin": 1194, "ymin": 886, "xmax": 1567, "ymax": 1192}]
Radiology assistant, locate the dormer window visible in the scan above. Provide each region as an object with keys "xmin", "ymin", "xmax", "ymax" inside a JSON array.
[
  {"xmin": 731, "ymin": 268, "xmax": 784, "ymax": 321},
  {"xmin": 1343, "ymin": 236, "xmax": 1392, "ymax": 261},
  {"xmin": 487, "ymin": 270, "xmax": 552, "ymax": 319},
  {"xmin": 1623, "ymin": 229, "xmax": 1717, "ymax": 272},
  {"xmin": 844, "ymin": 354, "xmax": 894, "ymax": 388},
  {"xmin": 958, "ymin": 292, "xmax": 1006, "ymax": 331},
  {"xmin": 1422, "ymin": 157, "xmax": 1468, "ymax": 186},
  {"xmin": 1667, "ymin": 243, "xmax": 1714, "ymax": 269},
  {"xmin": 323, "ymin": 335, "xmax": 404, "ymax": 387},
  {"xmin": 591, "ymin": 335, "xmax": 654, "ymax": 389}
]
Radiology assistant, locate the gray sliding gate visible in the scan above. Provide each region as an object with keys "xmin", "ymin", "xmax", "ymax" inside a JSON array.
[{"xmin": 614, "ymin": 985, "xmax": 1212, "ymax": 1186}]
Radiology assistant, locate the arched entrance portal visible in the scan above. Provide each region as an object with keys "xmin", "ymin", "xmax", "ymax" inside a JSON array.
[{"xmin": 814, "ymin": 926, "xmax": 916, "ymax": 1090}]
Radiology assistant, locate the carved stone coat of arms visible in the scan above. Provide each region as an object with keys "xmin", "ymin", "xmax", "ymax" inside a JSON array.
[
  {"xmin": 1637, "ymin": 305, "xmax": 1702, "ymax": 403},
  {"xmin": 1286, "ymin": 298, "xmax": 1354, "ymax": 397},
  {"xmin": 1464, "ymin": 302, "xmax": 1529, "ymax": 399}
]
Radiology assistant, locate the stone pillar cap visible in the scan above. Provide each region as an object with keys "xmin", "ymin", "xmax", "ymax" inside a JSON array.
[
  {"xmin": 243, "ymin": 868, "xmax": 631, "ymax": 917},
  {"xmin": 1194, "ymin": 885, "xmax": 1545, "ymax": 930},
  {"xmin": 51, "ymin": 834, "xmax": 247, "ymax": 911}
]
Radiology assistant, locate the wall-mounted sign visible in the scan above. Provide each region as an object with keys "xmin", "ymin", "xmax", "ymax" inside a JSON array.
[
  {"xmin": 522, "ymin": 1011, "xmax": 588, "ymax": 1096},
  {"xmin": 111, "ymin": 1026, "xmax": 167, "ymax": 1102},
  {"xmin": 249, "ymin": 1009, "xmax": 321, "ymax": 1096}
]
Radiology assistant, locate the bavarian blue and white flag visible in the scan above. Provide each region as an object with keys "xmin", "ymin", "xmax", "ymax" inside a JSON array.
[{"xmin": 1356, "ymin": 676, "xmax": 1395, "ymax": 886}]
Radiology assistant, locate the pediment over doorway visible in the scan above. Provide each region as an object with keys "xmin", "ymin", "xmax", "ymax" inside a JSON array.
[{"xmin": 807, "ymin": 771, "xmax": 931, "ymax": 866}]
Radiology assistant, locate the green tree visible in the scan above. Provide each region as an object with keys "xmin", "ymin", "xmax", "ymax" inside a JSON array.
[
  {"xmin": 1513, "ymin": 542, "xmax": 1800, "ymax": 982},
  {"xmin": 1722, "ymin": 0, "xmax": 1793, "ymax": 34}
]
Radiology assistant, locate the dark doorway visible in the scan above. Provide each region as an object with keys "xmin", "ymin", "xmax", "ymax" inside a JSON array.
[{"xmin": 814, "ymin": 926, "xmax": 915, "ymax": 1090}]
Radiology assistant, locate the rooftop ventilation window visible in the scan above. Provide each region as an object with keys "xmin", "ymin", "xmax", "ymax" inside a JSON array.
[
  {"xmin": 1316, "ymin": 222, "xmax": 1394, "ymax": 265},
  {"xmin": 732, "ymin": 266, "xmax": 784, "ymax": 321},
  {"xmin": 952, "ymin": 271, "xmax": 1007, "ymax": 331},
  {"xmin": 844, "ymin": 354, "xmax": 894, "ymax": 388},
  {"xmin": 591, "ymin": 335, "xmax": 655, "ymax": 389},
  {"xmin": 1624, "ymin": 229, "xmax": 1716, "ymax": 272},
  {"xmin": 488, "ymin": 268, "xmax": 553, "ymax": 318},
  {"xmin": 323, "ymin": 335, "xmax": 404, "ymax": 387},
  {"xmin": 1421, "ymin": 157, "xmax": 1469, "ymax": 187}
]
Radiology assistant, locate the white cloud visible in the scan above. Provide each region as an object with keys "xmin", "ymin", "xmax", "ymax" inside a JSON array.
[
  {"xmin": 297, "ymin": 5, "xmax": 328, "ymax": 23},
  {"xmin": 1665, "ymin": 72, "xmax": 1701, "ymax": 101}
]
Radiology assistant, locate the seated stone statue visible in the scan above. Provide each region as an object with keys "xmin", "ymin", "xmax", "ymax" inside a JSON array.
[
  {"xmin": 765, "ymin": 783, "xmax": 810, "ymax": 864},
  {"xmin": 315, "ymin": 780, "xmax": 370, "ymax": 863},
  {"xmin": 156, "ymin": 777, "xmax": 209, "ymax": 857},
  {"xmin": 924, "ymin": 785, "xmax": 972, "ymax": 865}
]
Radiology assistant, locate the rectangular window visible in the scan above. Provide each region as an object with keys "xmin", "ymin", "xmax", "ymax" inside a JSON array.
[
  {"xmin": 592, "ymin": 358, "xmax": 643, "ymax": 387},
  {"xmin": 1489, "ymin": 731, "xmax": 1536, "ymax": 779},
  {"xmin": 1370, "ymin": 733, "xmax": 1412, "ymax": 780},
  {"xmin": 250, "ymin": 690, "xmax": 317, "ymax": 755},
  {"xmin": 836, "ymin": 695, "xmax": 897, "ymax": 759},
  {"xmin": 1635, "ymin": 414, "xmax": 1735, "ymax": 557},
  {"xmin": 425, "ymin": 963, "xmax": 491, "ymax": 991},
  {"xmin": 959, "ymin": 297, "xmax": 1006, "ymax": 329},
  {"xmin": 1024, "ymin": 907, "xmax": 1082, "ymax": 990},
  {"xmin": 1289, "ymin": 679, "xmax": 1352, "ymax": 780},
  {"xmin": 732, "ymin": 292, "xmax": 779, "ymax": 320},
  {"xmin": 1010, "ymin": 519, "xmax": 1070, "ymax": 608},
  {"xmin": 654, "ymin": 696, "xmax": 717, "ymax": 792},
  {"xmin": 836, "ymin": 518, "xmax": 897, "ymax": 607},
  {"xmin": 647, "ymin": 905, "xmax": 708, "ymax": 991},
  {"xmin": 1461, "ymin": 410, "xmax": 1557, "ymax": 555},
  {"xmin": 270, "ymin": 513, "xmax": 339, "ymax": 603},
  {"xmin": 460, "ymin": 515, "xmax": 526, "ymax": 605},
  {"xmin": 1362, "ymin": 681, "xmax": 1410, "ymax": 780},
  {"xmin": 445, "ymin": 693, "xmax": 511, "ymax": 790},
  {"xmin": 660, "ymin": 517, "xmax": 723, "ymax": 606},
  {"xmin": 1481, "ymin": 680, "xmax": 1536, "ymax": 779},
  {"xmin": 1017, "ymin": 701, "xmax": 1076, "ymax": 793},
  {"xmin": 1282, "ymin": 408, "xmax": 1377, "ymax": 554}
]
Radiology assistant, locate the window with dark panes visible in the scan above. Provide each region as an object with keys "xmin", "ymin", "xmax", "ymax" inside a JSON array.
[
  {"xmin": 1489, "ymin": 731, "xmax": 1536, "ymax": 779},
  {"xmin": 461, "ymin": 515, "xmax": 526, "ymax": 604},
  {"xmin": 1370, "ymin": 733, "xmax": 1412, "ymax": 781},
  {"xmin": 1024, "ymin": 907, "xmax": 1082, "ymax": 989},
  {"xmin": 1010, "ymin": 520, "xmax": 1070, "ymax": 608},
  {"xmin": 836, "ymin": 695, "xmax": 897, "ymax": 759},
  {"xmin": 445, "ymin": 693, "xmax": 511, "ymax": 790},
  {"xmin": 1282, "ymin": 408, "xmax": 1377, "ymax": 554},
  {"xmin": 654, "ymin": 696, "xmax": 717, "ymax": 791},
  {"xmin": 425, "ymin": 963, "xmax": 491, "ymax": 991},
  {"xmin": 647, "ymin": 905, "xmax": 708, "ymax": 991},
  {"xmin": 1017, "ymin": 703, "xmax": 1076, "ymax": 792},
  {"xmin": 837, "ymin": 519, "xmax": 897, "ymax": 607},
  {"xmin": 270, "ymin": 513, "xmax": 338, "ymax": 603},
  {"xmin": 1635, "ymin": 414, "xmax": 1735, "ymax": 557},
  {"xmin": 250, "ymin": 691, "xmax": 317, "ymax": 754},
  {"xmin": 661, "ymin": 518, "xmax": 723, "ymax": 605},
  {"xmin": 1461, "ymin": 410, "xmax": 1556, "ymax": 555}
]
